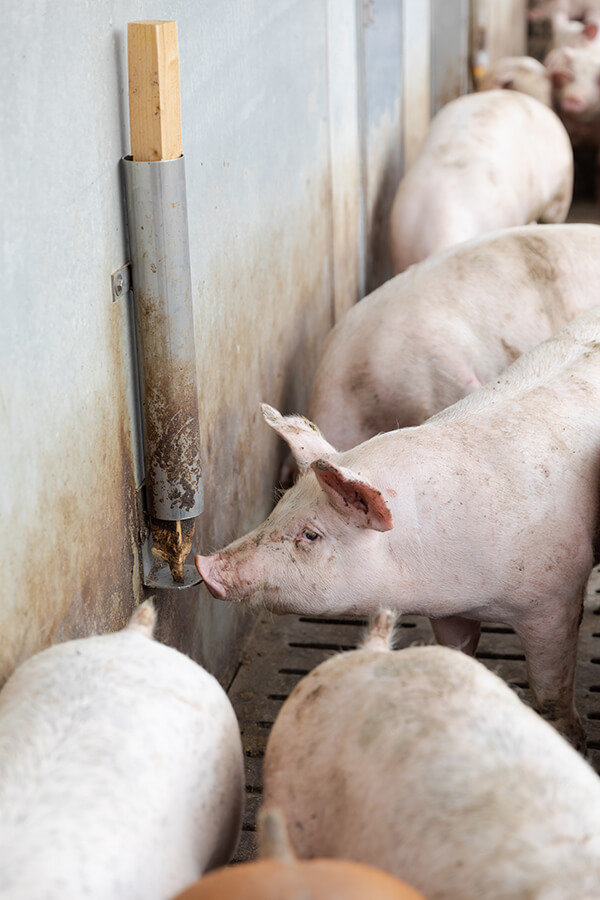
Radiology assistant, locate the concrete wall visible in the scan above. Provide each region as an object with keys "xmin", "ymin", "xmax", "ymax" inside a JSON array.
[{"xmin": 0, "ymin": 0, "xmax": 473, "ymax": 687}]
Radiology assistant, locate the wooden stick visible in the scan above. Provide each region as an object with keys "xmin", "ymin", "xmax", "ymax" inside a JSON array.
[{"xmin": 127, "ymin": 20, "xmax": 182, "ymax": 161}]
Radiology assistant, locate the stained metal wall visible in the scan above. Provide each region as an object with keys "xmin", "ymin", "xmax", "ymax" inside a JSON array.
[
  {"xmin": 431, "ymin": 0, "xmax": 471, "ymax": 112},
  {"xmin": 472, "ymin": 0, "xmax": 527, "ymax": 65},
  {"xmin": 0, "ymin": 0, "xmax": 474, "ymax": 686},
  {"xmin": 359, "ymin": 0, "xmax": 404, "ymax": 292},
  {"xmin": 403, "ymin": 1, "xmax": 432, "ymax": 169}
]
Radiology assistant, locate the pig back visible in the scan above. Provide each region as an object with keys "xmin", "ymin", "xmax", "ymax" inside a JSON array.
[
  {"xmin": 263, "ymin": 646, "xmax": 600, "ymax": 899},
  {"xmin": 0, "ymin": 627, "xmax": 244, "ymax": 900},
  {"xmin": 310, "ymin": 224, "xmax": 600, "ymax": 450},
  {"xmin": 389, "ymin": 91, "xmax": 573, "ymax": 272}
]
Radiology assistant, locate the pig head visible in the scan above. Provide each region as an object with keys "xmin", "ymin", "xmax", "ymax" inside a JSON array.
[
  {"xmin": 477, "ymin": 57, "xmax": 552, "ymax": 107},
  {"xmin": 196, "ymin": 405, "xmax": 394, "ymax": 615},
  {"xmin": 545, "ymin": 44, "xmax": 600, "ymax": 123}
]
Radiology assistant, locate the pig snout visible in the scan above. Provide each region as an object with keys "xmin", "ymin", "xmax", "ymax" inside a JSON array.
[
  {"xmin": 195, "ymin": 554, "xmax": 229, "ymax": 601},
  {"xmin": 561, "ymin": 92, "xmax": 589, "ymax": 113},
  {"xmin": 196, "ymin": 548, "xmax": 264, "ymax": 603}
]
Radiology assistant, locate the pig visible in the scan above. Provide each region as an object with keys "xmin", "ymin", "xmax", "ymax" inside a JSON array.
[
  {"xmin": 388, "ymin": 90, "xmax": 573, "ymax": 273},
  {"xmin": 306, "ymin": 224, "xmax": 600, "ymax": 452},
  {"xmin": 545, "ymin": 42, "xmax": 600, "ymax": 141},
  {"xmin": 476, "ymin": 56, "xmax": 552, "ymax": 106},
  {"xmin": 196, "ymin": 308, "xmax": 600, "ymax": 749},
  {"xmin": 0, "ymin": 602, "xmax": 244, "ymax": 900},
  {"xmin": 529, "ymin": 0, "xmax": 600, "ymax": 25},
  {"xmin": 262, "ymin": 612, "xmax": 600, "ymax": 900},
  {"xmin": 550, "ymin": 11, "xmax": 600, "ymax": 48}
]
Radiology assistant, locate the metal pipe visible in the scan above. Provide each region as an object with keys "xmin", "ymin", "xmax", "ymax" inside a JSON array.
[{"xmin": 123, "ymin": 154, "xmax": 203, "ymax": 585}]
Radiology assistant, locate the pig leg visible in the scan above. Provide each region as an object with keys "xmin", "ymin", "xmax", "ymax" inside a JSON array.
[
  {"xmin": 430, "ymin": 616, "xmax": 481, "ymax": 655},
  {"xmin": 517, "ymin": 596, "xmax": 586, "ymax": 751}
]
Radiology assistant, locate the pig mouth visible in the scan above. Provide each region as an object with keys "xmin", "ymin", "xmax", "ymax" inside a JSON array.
[
  {"xmin": 195, "ymin": 555, "xmax": 229, "ymax": 601},
  {"xmin": 201, "ymin": 576, "xmax": 228, "ymax": 601},
  {"xmin": 195, "ymin": 554, "xmax": 283, "ymax": 605}
]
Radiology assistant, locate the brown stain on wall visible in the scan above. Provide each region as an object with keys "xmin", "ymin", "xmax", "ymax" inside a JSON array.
[
  {"xmin": 1, "ymin": 159, "xmax": 344, "ymax": 694},
  {"xmin": 0, "ymin": 138, "xmax": 349, "ymax": 688},
  {"xmin": 176, "ymin": 167, "xmax": 336, "ymax": 681},
  {"xmin": 0, "ymin": 10, "xmax": 415, "ymax": 688},
  {"xmin": 0, "ymin": 294, "xmax": 143, "ymax": 686}
]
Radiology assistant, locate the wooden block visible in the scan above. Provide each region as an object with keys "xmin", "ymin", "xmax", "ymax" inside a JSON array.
[{"xmin": 127, "ymin": 20, "xmax": 182, "ymax": 161}]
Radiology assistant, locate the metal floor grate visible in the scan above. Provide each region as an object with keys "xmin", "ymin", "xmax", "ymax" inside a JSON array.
[{"xmin": 228, "ymin": 566, "xmax": 600, "ymax": 862}]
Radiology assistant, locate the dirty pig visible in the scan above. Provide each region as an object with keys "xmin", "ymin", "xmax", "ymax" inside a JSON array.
[
  {"xmin": 263, "ymin": 612, "xmax": 600, "ymax": 900},
  {"xmin": 197, "ymin": 309, "xmax": 600, "ymax": 749},
  {"xmin": 0, "ymin": 602, "xmax": 244, "ymax": 900},
  {"xmin": 388, "ymin": 90, "xmax": 572, "ymax": 273},
  {"xmin": 306, "ymin": 223, "xmax": 600, "ymax": 452}
]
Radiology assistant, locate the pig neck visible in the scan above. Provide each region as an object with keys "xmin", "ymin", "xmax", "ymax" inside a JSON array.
[{"xmin": 338, "ymin": 426, "xmax": 501, "ymax": 617}]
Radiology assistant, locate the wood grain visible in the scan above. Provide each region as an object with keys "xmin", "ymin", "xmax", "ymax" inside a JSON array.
[{"xmin": 127, "ymin": 20, "xmax": 182, "ymax": 161}]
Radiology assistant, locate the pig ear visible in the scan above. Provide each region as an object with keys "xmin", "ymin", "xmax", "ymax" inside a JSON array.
[
  {"xmin": 311, "ymin": 459, "xmax": 393, "ymax": 532},
  {"xmin": 261, "ymin": 404, "xmax": 337, "ymax": 471}
]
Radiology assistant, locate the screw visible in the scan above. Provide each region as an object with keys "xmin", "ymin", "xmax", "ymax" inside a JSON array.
[{"xmin": 114, "ymin": 274, "xmax": 124, "ymax": 297}]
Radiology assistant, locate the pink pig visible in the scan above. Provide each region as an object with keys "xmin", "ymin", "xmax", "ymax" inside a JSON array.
[
  {"xmin": 197, "ymin": 309, "xmax": 600, "ymax": 749},
  {"xmin": 388, "ymin": 90, "xmax": 572, "ymax": 273},
  {"xmin": 263, "ymin": 613, "xmax": 600, "ymax": 899},
  {"xmin": 545, "ymin": 41, "xmax": 600, "ymax": 145}
]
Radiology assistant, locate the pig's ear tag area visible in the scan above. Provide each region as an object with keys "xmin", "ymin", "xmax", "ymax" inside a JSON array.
[
  {"xmin": 311, "ymin": 459, "xmax": 393, "ymax": 533},
  {"xmin": 261, "ymin": 403, "xmax": 337, "ymax": 471}
]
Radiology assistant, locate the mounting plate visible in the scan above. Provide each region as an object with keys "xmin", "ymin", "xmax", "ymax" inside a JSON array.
[
  {"xmin": 111, "ymin": 262, "xmax": 132, "ymax": 302},
  {"xmin": 144, "ymin": 563, "xmax": 203, "ymax": 591}
]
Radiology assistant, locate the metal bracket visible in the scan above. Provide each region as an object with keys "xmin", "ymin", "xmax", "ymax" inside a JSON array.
[
  {"xmin": 145, "ymin": 564, "xmax": 202, "ymax": 590},
  {"xmin": 111, "ymin": 262, "xmax": 132, "ymax": 302}
]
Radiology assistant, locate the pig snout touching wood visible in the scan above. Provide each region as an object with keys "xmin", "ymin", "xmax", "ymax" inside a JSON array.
[
  {"xmin": 388, "ymin": 90, "xmax": 573, "ymax": 274},
  {"xmin": 0, "ymin": 601, "xmax": 244, "ymax": 900},
  {"xmin": 262, "ymin": 633, "xmax": 600, "ymax": 900},
  {"xmin": 196, "ymin": 308, "xmax": 600, "ymax": 748},
  {"xmin": 476, "ymin": 56, "xmax": 552, "ymax": 107},
  {"xmin": 173, "ymin": 806, "xmax": 425, "ymax": 900}
]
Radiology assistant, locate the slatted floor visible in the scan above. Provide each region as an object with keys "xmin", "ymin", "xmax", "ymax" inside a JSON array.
[{"xmin": 228, "ymin": 565, "xmax": 600, "ymax": 862}]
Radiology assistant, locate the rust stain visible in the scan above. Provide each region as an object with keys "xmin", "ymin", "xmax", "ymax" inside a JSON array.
[{"xmin": 0, "ymin": 293, "xmax": 144, "ymax": 686}]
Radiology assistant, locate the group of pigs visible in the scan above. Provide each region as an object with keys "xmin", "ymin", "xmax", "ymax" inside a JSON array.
[
  {"xmin": 5, "ymin": 5, "xmax": 600, "ymax": 897},
  {"xmin": 481, "ymin": 0, "xmax": 600, "ymax": 164},
  {"xmin": 194, "ymin": 0, "xmax": 600, "ymax": 893}
]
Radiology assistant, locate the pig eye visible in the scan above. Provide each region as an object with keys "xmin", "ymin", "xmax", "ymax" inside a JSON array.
[
  {"xmin": 294, "ymin": 526, "xmax": 323, "ymax": 547},
  {"xmin": 295, "ymin": 527, "xmax": 322, "ymax": 545},
  {"xmin": 551, "ymin": 71, "xmax": 569, "ymax": 89}
]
